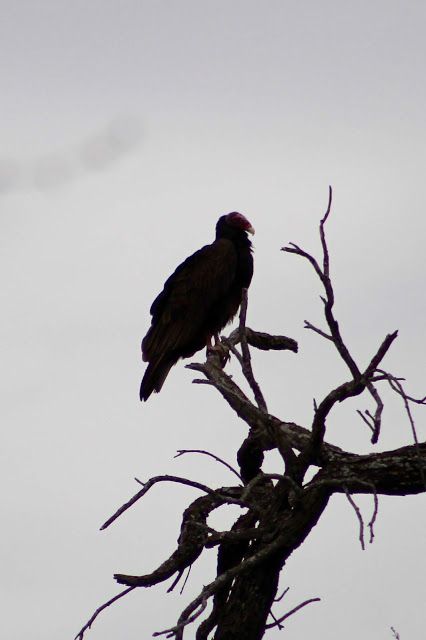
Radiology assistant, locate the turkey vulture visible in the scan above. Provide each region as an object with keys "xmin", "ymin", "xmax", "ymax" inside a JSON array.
[{"xmin": 140, "ymin": 212, "xmax": 255, "ymax": 401}]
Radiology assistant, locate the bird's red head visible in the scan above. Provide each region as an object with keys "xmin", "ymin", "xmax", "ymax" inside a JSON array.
[{"xmin": 225, "ymin": 212, "xmax": 255, "ymax": 235}]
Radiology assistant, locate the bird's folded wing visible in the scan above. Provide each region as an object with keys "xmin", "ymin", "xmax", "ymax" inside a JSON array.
[{"xmin": 142, "ymin": 239, "xmax": 237, "ymax": 361}]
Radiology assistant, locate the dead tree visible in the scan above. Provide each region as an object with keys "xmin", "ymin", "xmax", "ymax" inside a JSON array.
[{"xmin": 76, "ymin": 188, "xmax": 426, "ymax": 640}]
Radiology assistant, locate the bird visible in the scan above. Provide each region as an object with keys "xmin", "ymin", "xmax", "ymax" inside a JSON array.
[{"xmin": 140, "ymin": 212, "xmax": 255, "ymax": 401}]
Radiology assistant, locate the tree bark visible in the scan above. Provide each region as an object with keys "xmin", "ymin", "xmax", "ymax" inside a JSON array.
[
  {"xmin": 213, "ymin": 487, "xmax": 330, "ymax": 640},
  {"xmin": 214, "ymin": 557, "xmax": 281, "ymax": 640}
]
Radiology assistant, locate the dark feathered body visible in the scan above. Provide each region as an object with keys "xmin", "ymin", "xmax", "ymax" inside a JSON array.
[{"xmin": 140, "ymin": 213, "xmax": 254, "ymax": 401}]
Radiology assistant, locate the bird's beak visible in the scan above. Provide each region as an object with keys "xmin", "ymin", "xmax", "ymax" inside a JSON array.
[{"xmin": 247, "ymin": 225, "xmax": 255, "ymax": 235}]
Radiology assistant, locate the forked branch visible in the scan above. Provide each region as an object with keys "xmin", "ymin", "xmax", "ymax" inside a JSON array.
[{"xmin": 282, "ymin": 187, "xmax": 398, "ymax": 453}]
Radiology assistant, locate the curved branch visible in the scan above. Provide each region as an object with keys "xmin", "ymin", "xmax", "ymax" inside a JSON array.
[
  {"xmin": 114, "ymin": 488, "xmax": 244, "ymax": 588},
  {"xmin": 74, "ymin": 587, "xmax": 136, "ymax": 640},
  {"xmin": 174, "ymin": 449, "xmax": 242, "ymax": 482},
  {"xmin": 101, "ymin": 475, "xmax": 232, "ymax": 531}
]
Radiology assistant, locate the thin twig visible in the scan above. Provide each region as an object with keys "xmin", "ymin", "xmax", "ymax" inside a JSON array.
[
  {"xmin": 180, "ymin": 565, "xmax": 192, "ymax": 595},
  {"xmin": 320, "ymin": 185, "xmax": 333, "ymax": 275},
  {"xmin": 239, "ymin": 289, "xmax": 268, "ymax": 412},
  {"xmin": 299, "ymin": 329, "xmax": 399, "ymax": 476},
  {"xmin": 377, "ymin": 370, "xmax": 426, "ymax": 489},
  {"xmin": 282, "ymin": 243, "xmax": 324, "ymax": 282},
  {"xmin": 74, "ymin": 586, "xmax": 136, "ymax": 640},
  {"xmin": 356, "ymin": 409, "xmax": 374, "ymax": 432},
  {"xmin": 166, "ymin": 564, "xmax": 193, "ymax": 596},
  {"xmin": 174, "ymin": 449, "xmax": 242, "ymax": 481},
  {"xmin": 357, "ymin": 331, "xmax": 398, "ymax": 444},
  {"xmin": 153, "ymin": 597, "xmax": 208, "ymax": 638},
  {"xmin": 282, "ymin": 187, "xmax": 361, "ymax": 380},
  {"xmin": 265, "ymin": 597, "xmax": 321, "ymax": 629},
  {"xmin": 274, "ymin": 586, "xmax": 290, "ymax": 602},
  {"xmin": 364, "ymin": 332, "xmax": 398, "ymax": 379},
  {"xmin": 378, "ymin": 370, "xmax": 426, "ymax": 405},
  {"xmin": 268, "ymin": 609, "xmax": 284, "ymax": 630},
  {"xmin": 283, "ymin": 189, "xmax": 398, "ymax": 458},
  {"xmin": 344, "ymin": 487, "xmax": 365, "ymax": 550},
  {"xmin": 366, "ymin": 382, "xmax": 384, "ymax": 444},
  {"xmin": 368, "ymin": 490, "xmax": 379, "ymax": 543},
  {"xmin": 167, "ymin": 570, "xmax": 185, "ymax": 594},
  {"xmin": 101, "ymin": 475, "xmax": 237, "ymax": 531},
  {"xmin": 370, "ymin": 374, "xmax": 406, "ymax": 383},
  {"xmin": 304, "ymin": 320, "xmax": 332, "ymax": 340}
]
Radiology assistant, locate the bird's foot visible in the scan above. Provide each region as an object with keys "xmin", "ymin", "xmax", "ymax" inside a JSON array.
[{"xmin": 206, "ymin": 342, "xmax": 230, "ymax": 368}]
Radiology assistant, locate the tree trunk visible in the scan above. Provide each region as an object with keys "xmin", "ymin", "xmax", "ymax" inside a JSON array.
[{"xmin": 214, "ymin": 557, "xmax": 281, "ymax": 640}]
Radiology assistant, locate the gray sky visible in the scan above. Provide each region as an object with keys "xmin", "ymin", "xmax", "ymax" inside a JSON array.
[{"xmin": 1, "ymin": 2, "xmax": 425, "ymax": 639}]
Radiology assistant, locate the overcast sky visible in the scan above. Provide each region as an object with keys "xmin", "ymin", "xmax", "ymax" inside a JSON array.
[{"xmin": 1, "ymin": 2, "xmax": 425, "ymax": 639}]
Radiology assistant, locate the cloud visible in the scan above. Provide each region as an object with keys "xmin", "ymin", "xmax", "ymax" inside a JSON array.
[{"xmin": 0, "ymin": 117, "xmax": 142, "ymax": 193}]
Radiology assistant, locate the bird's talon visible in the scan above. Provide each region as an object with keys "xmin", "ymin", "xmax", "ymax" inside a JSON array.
[{"xmin": 207, "ymin": 343, "xmax": 230, "ymax": 367}]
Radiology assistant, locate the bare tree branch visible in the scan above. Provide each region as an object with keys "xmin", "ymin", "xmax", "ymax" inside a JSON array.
[
  {"xmin": 241, "ymin": 328, "xmax": 298, "ymax": 353},
  {"xmin": 304, "ymin": 320, "xmax": 333, "ymax": 340},
  {"xmin": 364, "ymin": 332, "xmax": 399, "ymax": 378},
  {"xmin": 148, "ymin": 487, "xmax": 328, "ymax": 639},
  {"xmin": 312, "ymin": 444, "xmax": 426, "ymax": 495},
  {"xmin": 174, "ymin": 449, "xmax": 242, "ymax": 482},
  {"xmin": 113, "ymin": 489, "xmax": 245, "ymax": 589},
  {"xmin": 265, "ymin": 597, "xmax": 321, "ymax": 629},
  {"xmin": 77, "ymin": 187, "xmax": 426, "ymax": 640},
  {"xmin": 238, "ymin": 289, "xmax": 268, "ymax": 412},
  {"xmin": 377, "ymin": 370, "xmax": 426, "ymax": 489},
  {"xmin": 153, "ymin": 597, "xmax": 208, "ymax": 639},
  {"xmin": 344, "ymin": 487, "xmax": 366, "ymax": 550},
  {"xmin": 282, "ymin": 187, "xmax": 361, "ymax": 380},
  {"xmin": 101, "ymin": 474, "xmax": 233, "ymax": 531},
  {"xmin": 74, "ymin": 586, "xmax": 136, "ymax": 640},
  {"xmin": 319, "ymin": 185, "xmax": 333, "ymax": 274},
  {"xmin": 274, "ymin": 586, "xmax": 290, "ymax": 602},
  {"xmin": 368, "ymin": 491, "xmax": 379, "ymax": 543}
]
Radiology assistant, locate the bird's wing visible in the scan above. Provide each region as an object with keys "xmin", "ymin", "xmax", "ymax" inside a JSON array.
[{"xmin": 142, "ymin": 238, "xmax": 238, "ymax": 361}]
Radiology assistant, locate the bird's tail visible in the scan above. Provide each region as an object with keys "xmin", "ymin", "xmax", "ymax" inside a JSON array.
[{"xmin": 140, "ymin": 358, "xmax": 174, "ymax": 401}]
